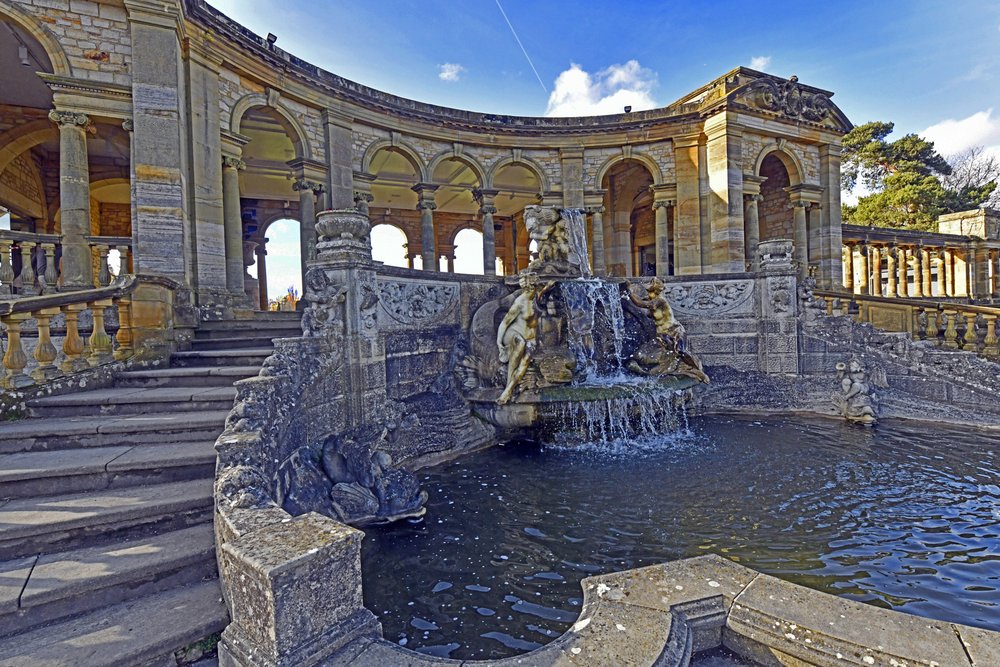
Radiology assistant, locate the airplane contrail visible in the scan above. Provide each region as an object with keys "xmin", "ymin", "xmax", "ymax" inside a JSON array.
[{"xmin": 494, "ymin": 0, "xmax": 548, "ymax": 94}]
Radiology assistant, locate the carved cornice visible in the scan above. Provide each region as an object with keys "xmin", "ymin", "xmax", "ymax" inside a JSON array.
[{"xmin": 740, "ymin": 75, "xmax": 832, "ymax": 123}]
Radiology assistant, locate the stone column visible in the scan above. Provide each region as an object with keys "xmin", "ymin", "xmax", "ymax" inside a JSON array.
[
  {"xmin": 474, "ymin": 188, "xmax": 499, "ymax": 275},
  {"xmin": 412, "ymin": 184, "xmax": 439, "ymax": 271},
  {"xmin": 886, "ymin": 246, "xmax": 898, "ymax": 296},
  {"xmin": 870, "ymin": 246, "xmax": 882, "ymax": 295},
  {"xmin": 791, "ymin": 201, "xmax": 809, "ymax": 279},
  {"xmin": 843, "ymin": 243, "xmax": 855, "ymax": 292},
  {"xmin": 49, "ymin": 110, "xmax": 92, "ymax": 291},
  {"xmin": 971, "ymin": 242, "xmax": 990, "ymax": 301},
  {"xmin": 857, "ymin": 243, "xmax": 869, "ymax": 294},
  {"xmin": 818, "ymin": 144, "xmax": 845, "ymax": 287},
  {"xmin": 896, "ymin": 246, "xmax": 908, "ymax": 297},
  {"xmin": 704, "ymin": 122, "xmax": 745, "ymax": 272},
  {"xmin": 293, "ymin": 178, "xmax": 325, "ymax": 280},
  {"xmin": 586, "ymin": 201, "xmax": 606, "ymax": 276},
  {"xmin": 936, "ymin": 250, "xmax": 947, "ymax": 297},
  {"xmin": 920, "ymin": 246, "xmax": 933, "ymax": 297},
  {"xmin": 911, "ymin": 246, "xmax": 924, "ymax": 298},
  {"xmin": 944, "ymin": 249, "xmax": 954, "ymax": 297},
  {"xmin": 649, "ymin": 184, "xmax": 676, "ymax": 277},
  {"xmin": 743, "ymin": 194, "xmax": 762, "ymax": 271},
  {"xmin": 255, "ymin": 243, "xmax": 268, "ymax": 311},
  {"xmin": 222, "ymin": 154, "xmax": 247, "ymax": 298},
  {"xmin": 992, "ymin": 249, "xmax": 1000, "ymax": 300}
]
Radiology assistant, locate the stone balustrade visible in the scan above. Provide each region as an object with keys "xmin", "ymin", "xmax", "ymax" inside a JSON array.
[
  {"xmin": 841, "ymin": 223, "xmax": 1000, "ymax": 302},
  {"xmin": 0, "ymin": 274, "xmax": 179, "ymax": 391},
  {"xmin": 0, "ymin": 231, "xmax": 132, "ymax": 298},
  {"xmin": 814, "ymin": 289, "xmax": 1000, "ymax": 359}
]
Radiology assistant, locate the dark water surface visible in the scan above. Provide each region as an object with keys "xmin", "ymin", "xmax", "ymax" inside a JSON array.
[{"xmin": 361, "ymin": 416, "xmax": 1000, "ymax": 661}]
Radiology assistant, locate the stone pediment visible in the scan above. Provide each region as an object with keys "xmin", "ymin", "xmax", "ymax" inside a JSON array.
[{"xmin": 729, "ymin": 69, "xmax": 852, "ymax": 133}]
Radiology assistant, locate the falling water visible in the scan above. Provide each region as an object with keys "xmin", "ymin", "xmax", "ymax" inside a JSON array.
[
  {"xmin": 560, "ymin": 208, "xmax": 591, "ymax": 277},
  {"xmin": 559, "ymin": 280, "xmax": 628, "ymax": 379}
]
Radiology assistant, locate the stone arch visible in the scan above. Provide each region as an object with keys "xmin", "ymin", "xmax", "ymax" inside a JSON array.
[
  {"xmin": 360, "ymin": 138, "xmax": 429, "ymax": 182},
  {"xmin": 0, "ymin": 1, "xmax": 73, "ymax": 77},
  {"xmin": 0, "ymin": 120, "xmax": 57, "ymax": 176},
  {"xmin": 486, "ymin": 155, "xmax": 548, "ymax": 192},
  {"xmin": 446, "ymin": 219, "xmax": 482, "ymax": 246},
  {"xmin": 593, "ymin": 151, "xmax": 663, "ymax": 190},
  {"xmin": 427, "ymin": 150, "xmax": 486, "ymax": 187},
  {"xmin": 753, "ymin": 143, "xmax": 804, "ymax": 185},
  {"xmin": 260, "ymin": 213, "xmax": 302, "ymax": 233},
  {"xmin": 230, "ymin": 94, "xmax": 313, "ymax": 160}
]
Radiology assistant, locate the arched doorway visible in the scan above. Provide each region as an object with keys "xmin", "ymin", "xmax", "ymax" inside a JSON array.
[
  {"xmin": 248, "ymin": 217, "xmax": 301, "ymax": 311},
  {"xmin": 367, "ymin": 145, "xmax": 422, "ymax": 268},
  {"xmin": 432, "ymin": 155, "xmax": 483, "ymax": 273},
  {"xmin": 602, "ymin": 160, "xmax": 654, "ymax": 277},
  {"xmin": 371, "ymin": 223, "xmax": 410, "ymax": 268},
  {"xmin": 491, "ymin": 162, "xmax": 543, "ymax": 275}
]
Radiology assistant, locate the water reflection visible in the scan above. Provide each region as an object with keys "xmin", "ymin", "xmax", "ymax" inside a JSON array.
[{"xmin": 362, "ymin": 416, "xmax": 1000, "ymax": 661}]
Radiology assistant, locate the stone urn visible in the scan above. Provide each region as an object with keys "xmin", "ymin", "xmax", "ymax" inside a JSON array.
[
  {"xmin": 315, "ymin": 208, "xmax": 371, "ymax": 243},
  {"xmin": 314, "ymin": 208, "xmax": 372, "ymax": 261},
  {"xmin": 758, "ymin": 238, "xmax": 794, "ymax": 272}
]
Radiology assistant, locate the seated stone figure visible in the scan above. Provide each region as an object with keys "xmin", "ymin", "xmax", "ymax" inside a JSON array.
[
  {"xmin": 627, "ymin": 278, "xmax": 709, "ymax": 384},
  {"xmin": 497, "ymin": 274, "xmax": 553, "ymax": 404}
]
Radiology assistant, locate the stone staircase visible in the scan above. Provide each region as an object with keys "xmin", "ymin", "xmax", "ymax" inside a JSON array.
[{"xmin": 0, "ymin": 312, "xmax": 300, "ymax": 667}]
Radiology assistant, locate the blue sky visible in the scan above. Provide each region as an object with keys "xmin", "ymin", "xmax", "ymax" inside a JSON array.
[
  {"xmin": 208, "ymin": 0, "xmax": 1000, "ymax": 292},
  {"xmin": 208, "ymin": 0, "xmax": 1000, "ymax": 152}
]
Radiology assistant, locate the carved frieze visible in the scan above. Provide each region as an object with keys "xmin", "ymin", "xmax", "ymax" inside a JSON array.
[
  {"xmin": 663, "ymin": 280, "xmax": 754, "ymax": 316},
  {"xmin": 378, "ymin": 280, "xmax": 458, "ymax": 325},
  {"xmin": 742, "ymin": 75, "xmax": 832, "ymax": 123}
]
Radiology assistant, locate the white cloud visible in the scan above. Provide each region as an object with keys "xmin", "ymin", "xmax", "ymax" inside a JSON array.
[
  {"xmin": 545, "ymin": 60, "xmax": 658, "ymax": 117},
  {"xmin": 750, "ymin": 55, "xmax": 772, "ymax": 71},
  {"xmin": 921, "ymin": 109, "xmax": 1000, "ymax": 156},
  {"xmin": 438, "ymin": 63, "xmax": 465, "ymax": 82}
]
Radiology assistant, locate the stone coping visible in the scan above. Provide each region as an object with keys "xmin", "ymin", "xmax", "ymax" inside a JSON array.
[{"xmin": 327, "ymin": 554, "xmax": 1000, "ymax": 666}]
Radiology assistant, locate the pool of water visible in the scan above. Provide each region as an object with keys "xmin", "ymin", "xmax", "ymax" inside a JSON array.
[{"xmin": 361, "ymin": 415, "xmax": 1000, "ymax": 661}]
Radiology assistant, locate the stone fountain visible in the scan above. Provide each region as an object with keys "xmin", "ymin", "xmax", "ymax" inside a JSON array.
[{"xmin": 458, "ymin": 205, "xmax": 708, "ymax": 444}]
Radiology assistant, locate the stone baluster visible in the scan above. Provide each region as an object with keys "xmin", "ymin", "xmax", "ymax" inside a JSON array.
[
  {"xmin": 40, "ymin": 243, "xmax": 58, "ymax": 292},
  {"xmin": 941, "ymin": 310, "xmax": 959, "ymax": 349},
  {"xmin": 32, "ymin": 307, "xmax": 62, "ymax": 382},
  {"xmin": 924, "ymin": 307, "xmax": 940, "ymax": 342},
  {"xmin": 61, "ymin": 303, "xmax": 89, "ymax": 372},
  {"xmin": 18, "ymin": 241, "xmax": 37, "ymax": 295},
  {"xmin": 95, "ymin": 244, "xmax": 111, "ymax": 286},
  {"xmin": 114, "ymin": 295, "xmax": 134, "ymax": 361},
  {"xmin": 962, "ymin": 313, "xmax": 980, "ymax": 351},
  {"xmin": 886, "ymin": 247, "xmax": 898, "ymax": 297},
  {"xmin": 983, "ymin": 315, "xmax": 999, "ymax": 356},
  {"xmin": 0, "ymin": 240, "xmax": 13, "ymax": 296},
  {"xmin": 1, "ymin": 313, "xmax": 33, "ymax": 389},
  {"xmin": 117, "ymin": 245, "xmax": 131, "ymax": 277},
  {"xmin": 87, "ymin": 299, "xmax": 115, "ymax": 365}
]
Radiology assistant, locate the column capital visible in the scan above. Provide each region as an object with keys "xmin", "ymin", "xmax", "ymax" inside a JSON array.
[
  {"xmin": 122, "ymin": 118, "xmax": 134, "ymax": 133},
  {"xmin": 652, "ymin": 200, "xmax": 674, "ymax": 210},
  {"xmin": 353, "ymin": 191, "xmax": 374, "ymax": 204},
  {"xmin": 416, "ymin": 201, "xmax": 438, "ymax": 212},
  {"xmin": 472, "ymin": 188, "xmax": 499, "ymax": 206},
  {"xmin": 479, "ymin": 204, "xmax": 498, "ymax": 216},
  {"xmin": 222, "ymin": 156, "xmax": 246, "ymax": 171},
  {"xmin": 585, "ymin": 205, "xmax": 605, "ymax": 215},
  {"xmin": 293, "ymin": 178, "xmax": 325, "ymax": 195},
  {"xmin": 744, "ymin": 193, "xmax": 763, "ymax": 203},
  {"xmin": 411, "ymin": 183, "xmax": 439, "ymax": 198},
  {"xmin": 49, "ymin": 110, "xmax": 91, "ymax": 129}
]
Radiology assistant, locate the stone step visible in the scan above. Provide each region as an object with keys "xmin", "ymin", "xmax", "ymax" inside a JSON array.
[
  {"xmin": 0, "ymin": 411, "xmax": 229, "ymax": 454},
  {"xmin": 0, "ymin": 478, "xmax": 213, "ymax": 560},
  {"xmin": 0, "ymin": 524, "xmax": 217, "ymax": 637},
  {"xmin": 195, "ymin": 319, "xmax": 301, "ymax": 339},
  {"xmin": 26, "ymin": 386, "xmax": 238, "ymax": 418},
  {"xmin": 0, "ymin": 441, "xmax": 216, "ymax": 498},
  {"xmin": 0, "ymin": 578, "xmax": 227, "ymax": 667},
  {"xmin": 188, "ymin": 335, "xmax": 284, "ymax": 351},
  {"xmin": 171, "ymin": 347, "xmax": 273, "ymax": 368},
  {"xmin": 116, "ymin": 365, "xmax": 260, "ymax": 388}
]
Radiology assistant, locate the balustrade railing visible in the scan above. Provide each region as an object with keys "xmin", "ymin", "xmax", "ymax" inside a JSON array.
[
  {"xmin": 0, "ymin": 274, "xmax": 175, "ymax": 391},
  {"xmin": 0, "ymin": 231, "xmax": 133, "ymax": 297},
  {"xmin": 814, "ymin": 289, "xmax": 1000, "ymax": 359}
]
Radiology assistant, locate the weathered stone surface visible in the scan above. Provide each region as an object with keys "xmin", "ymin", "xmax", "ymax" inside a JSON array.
[{"xmin": 957, "ymin": 624, "xmax": 1000, "ymax": 667}]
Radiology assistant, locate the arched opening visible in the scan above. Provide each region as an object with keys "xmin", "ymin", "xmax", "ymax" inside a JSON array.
[
  {"xmin": 602, "ymin": 160, "xmax": 654, "ymax": 277},
  {"xmin": 452, "ymin": 227, "xmax": 484, "ymax": 275},
  {"xmin": 238, "ymin": 106, "xmax": 305, "ymax": 309},
  {"xmin": 432, "ymin": 156, "xmax": 482, "ymax": 273},
  {"xmin": 368, "ymin": 146, "xmax": 421, "ymax": 269},
  {"xmin": 371, "ymin": 223, "xmax": 410, "ymax": 268},
  {"xmin": 758, "ymin": 153, "xmax": 794, "ymax": 242},
  {"xmin": 249, "ymin": 217, "xmax": 301, "ymax": 311},
  {"xmin": 492, "ymin": 163, "xmax": 543, "ymax": 275}
]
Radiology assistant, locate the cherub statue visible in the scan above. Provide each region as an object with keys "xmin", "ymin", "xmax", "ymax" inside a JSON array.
[
  {"xmin": 833, "ymin": 358, "xmax": 881, "ymax": 425},
  {"xmin": 525, "ymin": 206, "xmax": 570, "ymax": 267},
  {"xmin": 627, "ymin": 278, "xmax": 709, "ymax": 384}
]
